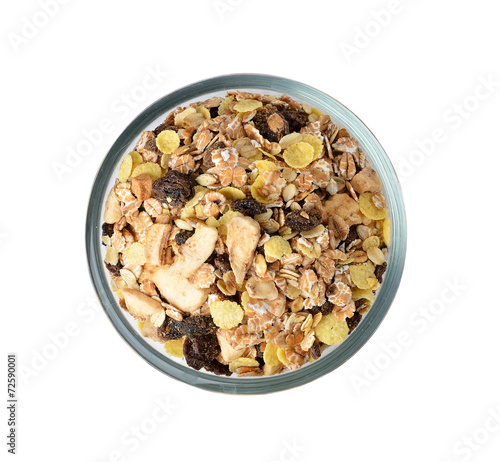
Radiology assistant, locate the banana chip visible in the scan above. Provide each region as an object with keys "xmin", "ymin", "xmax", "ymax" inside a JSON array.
[
  {"xmin": 124, "ymin": 242, "xmax": 147, "ymax": 266},
  {"xmin": 350, "ymin": 261, "xmax": 377, "ymax": 289},
  {"xmin": 263, "ymin": 343, "xmax": 281, "ymax": 366},
  {"xmin": 301, "ymin": 134, "xmax": 324, "ymax": 160},
  {"xmin": 164, "ymin": 338, "xmax": 185, "ymax": 358},
  {"xmin": 233, "ymin": 99, "xmax": 263, "ymax": 113},
  {"xmin": 118, "ymin": 154, "xmax": 133, "ymax": 183},
  {"xmin": 219, "ymin": 187, "xmax": 246, "ymax": 200},
  {"xmin": 156, "ymin": 130, "xmax": 180, "ymax": 154},
  {"xmin": 131, "ymin": 162, "xmax": 162, "ymax": 181},
  {"xmin": 210, "ymin": 301, "xmax": 244, "ymax": 329},
  {"xmin": 283, "ymin": 142, "xmax": 314, "ymax": 169},
  {"xmin": 264, "ymin": 236, "xmax": 292, "ymax": 260},
  {"xmin": 314, "ymin": 313, "xmax": 349, "ymax": 345},
  {"xmin": 229, "ymin": 357, "xmax": 259, "ymax": 373},
  {"xmin": 359, "ymin": 192, "xmax": 388, "ymax": 220}
]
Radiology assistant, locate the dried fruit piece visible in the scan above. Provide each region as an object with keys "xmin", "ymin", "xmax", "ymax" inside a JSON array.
[
  {"xmin": 218, "ymin": 187, "xmax": 246, "ymax": 200},
  {"xmin": 234, "ymin": 99, "xmax": 263, "ymax": 113},
  {"xmin": 264, "ymin": 236, "xmax": 292, "ymax": 260},
  {"xmin": 152, "ymin": 170, "xmax": 194, "ymax": 206},
  {"xmin": 104, "ymin": 190, "xmax": 122, "ymax": 224},
  {"xmin": 229, "ymin": 357, "xmax": 260, "ymax": 373},
  {"xmin": 122, "ymin": 288, "xmax": 163, "ymax": 320},
  {"xmin": 156, "ymin": 130, "xmax": 180, "ymax": 154},
  {"xmin": 131, "ymin": 174, "xmax": 153, "ymax": 201},
  {"xmin": 131, "ymin": 162, "xmax": 162, "ymax": 181},
  {"xmin": 281, "ymin": 110, "xmax": 309, "ymax": 132},
  {"xmin": 118, "ymin": 154, "xmax": 133, "ymax": 183},
  {"xmin": 124, "ymin": 242, "xmax": 147, "ymax": 266},
  {"xmin": 314, "ymin": 313, "xmax": 349, "ymax": 345},
  {"xmin": 285, "ymin": 209, "xmax": 322, "ymax": 232},
  {"xmin": 210, "ymin": 301, "xmax": 244, "ymax": 329},
  {"xmin": 283, "ymin": 142, "xmax": 314, "ymax": 168},
  {"xmin": 164, "ymin": 338, "xmax": 185, "ymax": 358},
  {"xmin": 231, "ymin": 199, "xmax": 266, "ymax": 216},
  {"xmin": 359, "ymin": 192, "xmax": 388, "ymax": 220},
  {"xmin": 346, "ymin": 311, "xmax": 362, "ymax": 334}
]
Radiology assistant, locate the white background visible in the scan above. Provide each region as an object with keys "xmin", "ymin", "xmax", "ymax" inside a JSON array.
[{"xmin": 2, "ymin": 0, "xmax": 500, "ymax": 461}]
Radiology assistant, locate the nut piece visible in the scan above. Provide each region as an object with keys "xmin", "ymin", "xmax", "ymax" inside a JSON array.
[
  {"xmin": 146, "ymin": 224, "xmax": 172, "ymax": 266},
  {"xmin": 323, "ymin": 193, "xmax": 362, "ymax": 226},
  {"xmin": 226, "ymin": 216, "xmax": 261, "ymax": 285},
  {"xmin": 351, "ymin": 167, "xmax": 382, "ymax": 194},
  {"xmin": 122, "ymin": 288, "xmax": 163, "ymax": 320},
  {"xmin": 104, "ymin": 189, "xmax": 122, "ymax": 224},
  {"xmin": 245, "ymin": 276, "xmax": 278, "ymax": 300},
  {"xmin": 131, "ymin": 174, "xmax": 153, "ymax": 201}
]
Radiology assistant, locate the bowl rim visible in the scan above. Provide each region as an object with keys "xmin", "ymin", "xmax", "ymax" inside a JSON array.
[{"xmin": 86, "ymin": 73, "xmax": 407, "ymax": 394}]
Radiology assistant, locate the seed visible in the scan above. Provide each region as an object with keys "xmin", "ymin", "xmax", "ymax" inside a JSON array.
[
  {"xmin": 196, "ymin": 173, "xmax": 217, "ymax": 186},
  {"xmin": 367, "ymin": 246, "xmax": 385, "ymax": 265},
  {"xmin": 282, "ymin": 183, "xmax": 297, "ymax": 202},
  {"xmin": 174, "ymin": 219, "xmax": 193, "ymax": 231},
  {"xmin": 301, "ymin": 225, "xmax": 325, "ymax": 239}
]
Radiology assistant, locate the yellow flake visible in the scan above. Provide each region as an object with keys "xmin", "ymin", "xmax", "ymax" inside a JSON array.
[
  {"xmin": 156, "ymin": 130, "xmax": 180, "ymax": 154},
  {"xmin": 210, "ymin": 301, "xmax": 244, "ymax": 329},
  {"xmin": 124, "ymin": 242, "xmax": 147, "ymax": 266},
  {"xmin": 255, "ymin": 160, "xmax": 277, "ymax": 173},
  {"xmin": 164, "ymin": 338, "xmax": 185, "ymax": 358},
  {"xmin": 118, "ymin": 154, "xmax": 133, "ymax": 183},
  {"xmin": 196, "ymin": 106, "xmax": 211, "ymax": 120},
  {"xmin": 229, "ymin": 357, "xmax": 260, "ymax": 373},
  {"xmin": 314, "ymin": 313, "xmax": 349, "ymax": 345},
  {"xmin": 138, "ymin": 320, "xmax": 144, "ymax": 330},
  {"xmin": 131, "ymin": 162, "xmax": 162, "ymax": 181},
  {"xmin": 301, "ymin": 134, "xmax": 324, "ymax": 160},
  {"xmin": 233, "ymin": 99, "xmax": 263, "ymax": 113},
  {"xmin": 217, "ymin": 210, "xmax": 244, "ymax": 236},
  {"xmin": 264, "ymin": 236, "xmax": 292, "ymax": 260},
  {"xmin": 350, "ymin": 261, "xmax": 377, "ymax": 289},
  {"xmin": 277, "ymin": 348, "xmax": 289, "ymax": 365},
  {"xmin": 359, "ymin": 192, "xmax": 388, "ymax": 220},
  {"xmin": 362, "ymin": 236, "xmax": 380, "ymax": 252},
  {"xmin": 351, "ymin": 288, "xmax": 374, "ymax": 303},
  {"xmin": 218, "ymin": 96, "xmax": 234, "ymax": 115},
  {"xmin": 219, "ymin": 186, "xmax": 246, "ymax": 200},
  {"xmin": 130, "ymin": 151, "xmax": 143, "ymax": 170},
  {"xmin": 383, "ymin": 217, "xmax": 391, "ymax": 246},
  {"xmin": 263, "ymin": 343, "xmax": 281, "ymax": 366},
  {"xmin": 283, "ymin": 142, "xmax": 314, "ymax": 168}
]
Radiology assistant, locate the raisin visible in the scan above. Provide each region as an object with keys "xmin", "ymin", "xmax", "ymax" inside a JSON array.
[
  {"xmin": 153, "ymin": 122, "xmax": 177, "ymax": 136},
  {"xmin": 183, "ymin": 337, "xmax": 205, "ymax": 370},
  {"xmin": 344, "ymin": 226, "xmax": 359, "ymax": 246},
  {"xmin": 175, "ymin": 230, "xmax": 194, "ymax": 246},
  {"xmin": 280, "ymin": 109, "xmax": 309, "ymax": 133},
  {"xmin": 202, "ymin": 141, "xmax": 225, "ymax": 170},
  {"xmin": 157, "ymin": 317, "xmax": 184, "ymax": 341},
  {"xmin": 252, "ymin": 107, "xmax": 289, "ymax": 143},
  {"xmin": 209, "ymin": 107, "xmax": 219, "ymax": 119},
  {"xmin": 204, "ymin": 359, "xmax": 232, "ymax": 376},
  {"xmin": 152, "ymin": 170, "xmax": 194, "ymax": 206},
  {"xmin": 157, "ymin": 315, "xmax": 217, "ymax": 343},
  {"xmin": 285, "ymin": 209, "xmax": 322, "ymax": 231},
  {"xmin": 231, "ymin": 199, "xmax": 267, "ymax": 216},
  {"xmin": 102, "ymin": 223, "xmax": 114, "ymax": 238},
  {"xmin": 214, "ymin": 254, "xmax": 232, "ymax": 275},
  {"xmin": 317, "ymin": 300, "xmax": 334, "ymax": 316},
  {"xmin": 183, "ymin": 333, "xmax": 220, "ymax": 371},
  {"xmin": 105, "ymin": 262, "xmax": 122, "ymax": 278},
  {"xmin": 346, "ymin": 310, "xmax": 362, "ymax": 334},
  {"xmin": 310, "ymin": 341, "xmax": 322, "ymax": 360},
  {"xmin": 375, "ymin": 262, "xmax": 387, "ymax": 283}
]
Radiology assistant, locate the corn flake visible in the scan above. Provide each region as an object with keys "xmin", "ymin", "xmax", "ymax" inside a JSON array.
[
  {"xmin": 314, "ymin": 313, "xmax": 349, "ymax": 345},
  {"xmin": 218, "ymin": 210, "xmax": 244, "ymax": 236},
  {"xmin": 210, "ymin": 300, "xmax": 244, "ymax": 329},
  {"xmin": 218, "ymin": 96, "xmax": 234, "ymax": 115},
  {"xmin": 131, "ymin": 162, "xmax": 162, "ymax": 181},
  {"xmin": 264, "ymin": 236, "xmax": 292, "ymax": 260},
  {"xmin": 362, "ymin": 236, "xmax": 380, "ymax": 251},
  {"xmin": 164, "ymin": 338, "xmax": 185, "ymax": 358},
  {"xmin": 283, "ymin": 142, "xmax": 314, "ymax": 169},
  {"xmin": 118, "ymin": 154, "xmax": 133, "ymax": 183},
  {"xmin": 229, "ymin": 357, "xmax": 259, "ymax": 373},
  {"xmin": 196, "ymin": 106, "xmax": 211, "ymax": 120},
  {"xmin": 383, "ymin": 217, "xmax": 391, "ymax": 245},
  {"xmin": 264, "ymin": 343, "xmax": 281, "ymax": 366},
  {"xmin": 302, "ymin": 134, "xmax": 324, "ymax": 160},
  {"xmin": 219, "ymin": 186, "xmax": 246, "ymax": 200},
  {"xmin": 130, "ymin": 151, "xmax": 143, "ymax": 170},
  {"xmin": 124, "ymin": 242, "xmax": 147, "ymax": 266},
  {"xmin": 351, "ymin": 287, "xmax": 374, "ymax": 303},
  {"xmin": 255, "ymin": 160, "xmax": 277, "ymax": 173},
  {"xmin": 277, "ymin": 348, "xmax": 289, "ymax": 365},
  {"xmin": 233, "ymin": 99, "xmax": 263, "ymax": 113},
  {"xmin": 350, "ymin": 261, "xmax": 377, "ymax": 289},
  {"xmin": 156, "ymin": 130, "xmax": 180, "ymax": 154},
  {"xmin": 359, "ymin": 192, "xmax": 388, "ymax": 220}
]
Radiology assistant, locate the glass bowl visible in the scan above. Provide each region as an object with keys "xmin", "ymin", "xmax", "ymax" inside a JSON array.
[{"xmin": 86, "ymin": 74, "xmax": 406, "ymax": 394}]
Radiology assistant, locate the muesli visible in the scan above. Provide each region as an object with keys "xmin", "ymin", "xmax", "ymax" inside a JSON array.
[{"xmin": 101, "ymin": 91, "xmax": 390, "ymax": 376}]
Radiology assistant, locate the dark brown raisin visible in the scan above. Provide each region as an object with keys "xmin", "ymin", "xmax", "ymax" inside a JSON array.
[
  {"xmin": 209, "ymin": 107, "xmax": 219, "ymax": 119},
  {"xmin": 152, "ymin": 170, "xmax": 194, "ymax": 207},
  {"xmin": 285, "ymin": 209, "xmax": 322, "ymax": 232},
  {"xmin": 252, "ymin": 107, "xmax": 289, "ymax": 143},
  {"xmin": 153, "ymin": 122, "xmax": 177, "ymax": 136},
  {"xmin": 202, "ymin": 141, "xmax": 226, "ymax": 169},
  {"xmin": 157, "ymin": 317, "xmax": 185, "ymax": 341},
  {"xmin": 175, "ymin": 230, "xmax": 194, "ymax": 246},
  {"xmin": 280, "ymin": 109, "xmax": 309, "ymax": 133},
  {"xmin": 317, "ymin": 300, "xmax": 334, "ymax": 316},
  {"xmin": 374, "ymin": 262, "xmax": 387, "ymax": 283},
  {"xmin": 204, "ymin": 359, "xmax": 232, "ymax": 376},
  {"xmin": 181, "ymin": 316, "xmax": 218, "ymax": 338},
  {"xmin": 346, "ymin": 311, "xmax": 362, "ymax": 334},
  {"xmin": 214, "ymin": 254, "xmax": 232, "ymax": 275},
  {"xmin": 310, "ymin": 341, "xmax": 322, "ymax": 360},
  {"xmin": 183, "ymin": 337, "xmax": 205, "ymax": 370},
  {"xmin": 102, "ymin": 223, "xmax": 114, "ymax": 238},
  {"xmin": 344, "ymin": 226, "xmax": 359, "ymax": 246},
  {"xmin": 183, "ymin": 334, "xmax": 220, "ymax": 371},
  {"xmin": 105, "ymin": 262, "xmax": 122, "ymax": 278},
  {"xmin": 231, "ymin": 199, "xmax": 267, "ymax": 216}
]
